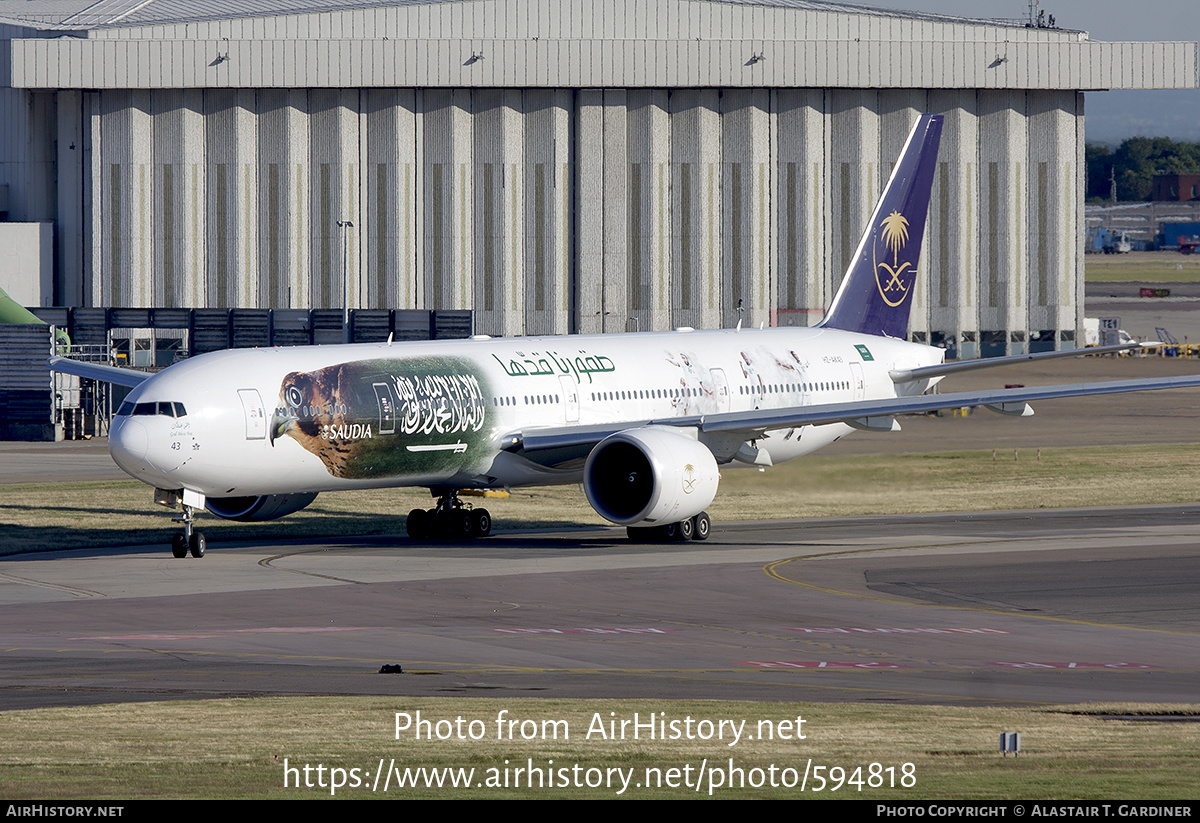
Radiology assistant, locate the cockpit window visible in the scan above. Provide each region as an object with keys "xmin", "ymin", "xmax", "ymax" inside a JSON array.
[{"xmin": 116, "ymin": 401, "xmax": 187, "ymax": 418}]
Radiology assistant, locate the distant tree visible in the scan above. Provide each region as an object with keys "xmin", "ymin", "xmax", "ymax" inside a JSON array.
[
  {"xmin": 1086, "ymin": 137, "xmax": 1200, "ymax": 201},
  {"xmin": 1085, "ymin": 143, "xmax": 1116, "ymax": 202}
]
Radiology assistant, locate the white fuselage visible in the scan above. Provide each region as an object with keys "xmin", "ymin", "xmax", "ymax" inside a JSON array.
[{"xmin": 107, "ymin": 326, "xmax": 942, "ymax": 498}]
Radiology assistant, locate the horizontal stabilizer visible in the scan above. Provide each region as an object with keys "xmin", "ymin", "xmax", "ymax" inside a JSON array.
[
  {"xmin": 48, "ymin": 356, "xmax": 150, "ymax": 387},
  {"xmin": 890, "ymin": 342, "xmax": 1157, "ymax": 383}
]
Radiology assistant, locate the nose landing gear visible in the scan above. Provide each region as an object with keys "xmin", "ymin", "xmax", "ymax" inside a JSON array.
[{"xmin": 171, "ymin": 503, "xmax": 206, "ymax": 558}]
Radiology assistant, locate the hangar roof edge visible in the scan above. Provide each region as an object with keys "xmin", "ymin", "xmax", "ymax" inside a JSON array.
[{"xmin": 0, "ymin": 0, "xmax": 1075, "ymax": 34}]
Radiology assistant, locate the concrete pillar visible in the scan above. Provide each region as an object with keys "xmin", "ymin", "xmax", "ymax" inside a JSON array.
[
  {"xmin": 721, "ymin": 89, "xmax": 771, "ymax": 329},
  {"xmin": 257, "ymin": 89, "xmax": 310, "ymax": 309},
  {"xmin": 978, "ymin": 89, "xmax": 1029, "ymax": 356},
  {"xmin": 671, "ymin": 88, "xmax": 722, "ymax": 331},
  {"xmin": 773, "ymin": 89, "xmax": 827, "ymax": 328},
  {"xmin": 928, "ymin": 89, "xmax": 981, "ymax": 358}
]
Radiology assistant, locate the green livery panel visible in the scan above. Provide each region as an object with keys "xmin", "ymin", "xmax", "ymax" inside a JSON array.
[{"xmin": 270, "ymin": 356, "xmax": 491, "ymax": 479}]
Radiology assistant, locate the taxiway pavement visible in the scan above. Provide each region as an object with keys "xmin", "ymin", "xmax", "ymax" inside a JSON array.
[{"xmin": 3, "ymin": 505, "xmax": 1199, "ymax": 709}]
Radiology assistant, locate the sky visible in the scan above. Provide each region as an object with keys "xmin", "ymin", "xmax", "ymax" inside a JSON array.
[{"xmin": 861, "ymin": 0, "xmax": 1200, "ymax": 143}]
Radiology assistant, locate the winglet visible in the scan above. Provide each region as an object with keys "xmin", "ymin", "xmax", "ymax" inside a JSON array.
[{"xmin": 820, "ymin": 113, "xmax": 943, "ymax": 339}]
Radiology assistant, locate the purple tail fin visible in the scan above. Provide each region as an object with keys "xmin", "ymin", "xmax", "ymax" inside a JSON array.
[{"xmin": 820, "ymin": 114, "xmax": 943, "ymax": 339}]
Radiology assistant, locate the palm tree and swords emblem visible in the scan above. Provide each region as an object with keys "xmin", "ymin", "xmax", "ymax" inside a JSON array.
[
  {"xmin": 874, "ymin": 210, "xmax": 913, "ymax": 307},
  {"xmin": 682, "ymin": 463, "xmax": 697, "ymax": 494}
]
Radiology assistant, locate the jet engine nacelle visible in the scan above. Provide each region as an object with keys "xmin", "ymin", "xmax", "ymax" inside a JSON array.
[
  {"xmin": 205, "ymin": 492, "xmax": 319, "ymax": 522},
  {"xmin": 583, "ymin": 426, "xmax": 719, "ymax": 526}
]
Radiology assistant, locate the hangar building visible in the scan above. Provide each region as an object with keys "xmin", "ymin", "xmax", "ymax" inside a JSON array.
[{"xmin": 1, "ymin": 0, "xmax": 1196, "ymax": 357}]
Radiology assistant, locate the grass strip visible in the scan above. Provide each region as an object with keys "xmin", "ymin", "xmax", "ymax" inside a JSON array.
[
  {"xmin": 2, "ymin": 697, "xmax": 1198, "ymax": 799},
  {"xmin": 1085, "ymin": 256, "xmax": 1200, "ymax": 283}
]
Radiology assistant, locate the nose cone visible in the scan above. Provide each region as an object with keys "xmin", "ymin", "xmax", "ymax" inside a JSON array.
[{"xmin": 109, "ymin": 417, "xmax": 148, "ymax": 478}]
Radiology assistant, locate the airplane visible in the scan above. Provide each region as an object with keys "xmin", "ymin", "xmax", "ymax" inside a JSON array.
[{"xmin": 50, "ymin": 113, "xmax": 1200, "ymax": 558}]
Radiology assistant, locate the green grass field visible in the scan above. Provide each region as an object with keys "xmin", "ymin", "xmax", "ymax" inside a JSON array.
[
  {"xmin": 3, "ymin": 697, "xmax": 1199, "ymax": 799},
  {"xmin": 1085, "ymin": 253, "xmax": 1200, "ymax": 283}
]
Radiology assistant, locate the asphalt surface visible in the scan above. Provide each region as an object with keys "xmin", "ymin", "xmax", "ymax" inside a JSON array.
[
  {"xmin": 3, "ymin": 506, "xmax": 1200, "ymax": 709},
  {"xmin": 3, "ymin": 354, "xmax": 1200, "ymax": 710}
]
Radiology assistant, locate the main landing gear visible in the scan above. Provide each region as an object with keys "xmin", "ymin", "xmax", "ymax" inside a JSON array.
[
  {"xmin": 171, "ymin": 503, "xmax": 206, "ymax": 559},
  {"xmin": 626, "ymin": 511, "xmax": 711, "ymax": 543},
  {"xmin": 406, "ymin": 489, "xmax": 492, "ymax": 540}
]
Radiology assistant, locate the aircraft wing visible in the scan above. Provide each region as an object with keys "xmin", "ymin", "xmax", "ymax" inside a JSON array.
[
  {"xmin": 506, "ymin": 373, "xmax": 1200, "ymax": 458},
  {"xmin": 889, "ymin": 342, "xmax": 1156, "ymax": 383},
  {"xmin": 48, "ymin": 356, "xmax": 151, "ymax": 388}
]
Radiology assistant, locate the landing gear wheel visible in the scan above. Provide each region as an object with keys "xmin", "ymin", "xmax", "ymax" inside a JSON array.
[
  {"xmin": 188, "ymin": 531, "xmax": 206, "ymax": 558},
  {"xmin": 406, "ymin": 508, "xmax": 429, "ymax": 540},
  {"xmin": 452, "ymin": 510, "xmax": 475, "ymax": 539},
  {"xmin": 471, "ymin": 508, "xmax": 492, "ymax": 538},
  {"xmin": 172, "ymin": 501, "xmax": 203, "ymax": 558},
  {"xmin": 678, "ymin": 517, "xmax": 695, "ymax": 541},
  {"xmin": 692, "ymin": 511, "xmax": 711, "ymax": 541},
  {"xmin": 661, "ymin": 522, "xmax": 681, "ymax": 542},
  {"xmin": 422, "ymin": 488, "xmax": 499, "ymax": 541}
]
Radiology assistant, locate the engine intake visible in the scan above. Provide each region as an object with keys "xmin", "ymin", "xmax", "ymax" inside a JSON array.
[
  {"xmin": 583, "ymin": 426, "xmax": 718, "ymax": 526},
  {"xmin": 205, "ymin": 493, "xmax": 319, "ymax": 521}
]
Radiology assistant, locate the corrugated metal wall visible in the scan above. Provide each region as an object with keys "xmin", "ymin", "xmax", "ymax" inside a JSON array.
[
  {"xmin": 10, "ymin": 85, "xmax": 1083, "ymax": 351},
  {"xmin": 23, "ymin": 35, "xmax": 1192, "ymax": 92},
  {"xmin": 79, "ymin": 0, "xmax": 1091, "ymax": 45},
  {"xmin": 13, "ymin": 0, "xmax": 1196, "ymax": 93}
]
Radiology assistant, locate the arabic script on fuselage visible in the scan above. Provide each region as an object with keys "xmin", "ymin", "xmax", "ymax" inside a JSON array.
[
  {"xmin": 393, "ymin": 373, "xmax": 486, "ymax": 436},
  {"xmin": 493, "ymin": 351, "xmax": 616, "ymax": 384}
]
